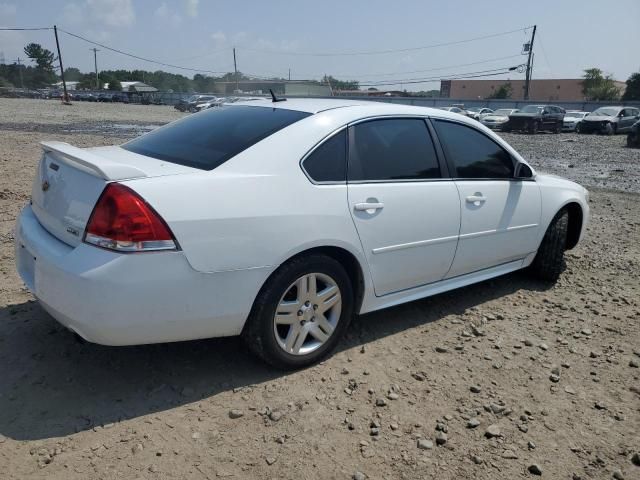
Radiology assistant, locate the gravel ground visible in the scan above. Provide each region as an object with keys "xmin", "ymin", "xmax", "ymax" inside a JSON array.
[{"xmin": 0, "ymin": 98, "xmax": 639, "ymax": 479}]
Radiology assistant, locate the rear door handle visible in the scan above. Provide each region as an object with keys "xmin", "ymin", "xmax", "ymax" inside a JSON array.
[
  {"xmin": 354, "ymin": 202, "xmax": 384, "ymax": 211},
  {"xmin": 466, "ymin": 195, "xmax": 487, "ymax": 205}
]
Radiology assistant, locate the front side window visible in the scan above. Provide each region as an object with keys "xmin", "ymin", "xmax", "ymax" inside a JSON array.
[
  {"xmin": 348, "ymin": 118, "xmax": 441, "ymax": 181},
  {"xmin": 123, "ymin": 105, "xmax": 311, "ymax": 170},
  {"xmin": 433, "ymin": 120, "xmax": 514, "ymax": 179},
  {"xmin": 302, "ymin": 130, "xmax": 347, "ymax": 183}
]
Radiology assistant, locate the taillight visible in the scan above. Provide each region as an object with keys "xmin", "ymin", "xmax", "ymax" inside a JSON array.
[{"xmin": 84, "ymin": 183, "xmax": 177, "ymax": 252}]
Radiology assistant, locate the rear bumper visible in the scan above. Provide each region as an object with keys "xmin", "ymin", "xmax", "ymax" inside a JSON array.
[{"xmin": 15, "ymin": 205, "xmax": 269, "ymax": 346}]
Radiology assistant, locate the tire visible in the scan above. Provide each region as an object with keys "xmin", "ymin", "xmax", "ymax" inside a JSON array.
[
  {"xmin": 528, "ymin": 121, "xmax": 539, "ymax": 134},
  {"xmin": 554, "ymin": 121, "xmax": 562, "ymax": 134},
  {"xmin": 242, "ymin": 254, "xmax": 354, "ymax": 370},
  {"xmin": 529, "ymin": 209, "xmax": 569, "ymax": 282},
  {"xmin": 604, "ymin": 123, "xmax": 615, "ymax": 135},
  {"xmin": 575, "ymin": 123, "xmax": 582, "ymax": 134}
]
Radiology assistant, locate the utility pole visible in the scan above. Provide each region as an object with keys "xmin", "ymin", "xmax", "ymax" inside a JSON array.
[
  {"xmin": 524, "ymin": 25, "xmax": 537, "ymax": 101},
  {"xmin": 14, "ymin": 57, "xmax": 24, "ymax": 89},
  {"xmin": 53, "ymin": 25, "xmax": 69, "ymax": 102},
  {"xmin": 288, "ymin": 68, "xmax": 291, "ymax": 81},
  {"xmin": 91, "ymin": 47, "xmax": 100, "ymax": 89},
  {"xmin": 233, "ymin": 47, "xmax": 239, "ymax": 93}
]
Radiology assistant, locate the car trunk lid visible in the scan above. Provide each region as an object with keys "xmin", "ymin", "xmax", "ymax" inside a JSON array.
[{"xmin": 31, "ymin": 141, "xmax": 196, "ymax": 247}]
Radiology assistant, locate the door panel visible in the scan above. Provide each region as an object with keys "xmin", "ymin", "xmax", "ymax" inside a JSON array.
[
  {"xmin": 446, "ymin": 180, "xmax": 541, "ymax": 278},
  {"xmin": 348, "ymin": 182, "xmax": 460, "ymax": 296}
]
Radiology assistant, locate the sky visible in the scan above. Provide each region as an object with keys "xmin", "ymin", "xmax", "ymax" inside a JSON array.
[{"xmin": 1, "ymin": 0, "xmax": 639, "ymax": 90}]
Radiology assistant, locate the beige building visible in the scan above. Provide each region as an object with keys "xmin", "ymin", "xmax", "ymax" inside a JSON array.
[{"xmin": 440, "ymin": 78, "xmax": 626, "ymax": 101}]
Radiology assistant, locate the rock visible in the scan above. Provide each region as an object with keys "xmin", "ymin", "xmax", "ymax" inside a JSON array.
[
  {"xmin": 564, "ymin": 386, "xmax": 576, "ymax": 395},
  {"xmin": 435, "ymin": 346, "xmax": 448, "ymax": 353},
  {"xmin": 539, "ymin": 343, "xmax": 549, "ymax": 351},
  {"xmin": 518, "ymin": 424, "xmax": 529, "ymax": 433},
  {"xmin": 375, "ymin": 398, "xmax": 387, "ymax": 407},
  {"xmin": 629, "ymin": 359, "xmax": 639, "ymax": 368},
  {"xmin": 502, "ymin": 449, "xmax": 518, "ymax": 459},
  {"xmin": 467, "ymin": 418, "xmax": 480, "ymax": 428},
  {"xmin": 228, "ymin": 409, "xmax": 244, "ymax": 419},
  {"xmin": 632, "ymin": 452, "xmax": 640, "ymax": 466},
  {"xmin": 490, "ymin": 403, "xmax": 506, "ymax": 414},
  {"xmin": 485, "ymin": 424, "xmax": 502, "ymax": 438},
  {"xmin": 387, "ymin": 392, "xmax": 399, "ymax": 401},
  {"xmin": 470, "ymin": 385, "xmax": 482, "ymax": 393},
  {"xmin": 412, "ymin": 372, "xmax": 426, "ymax": 381},
  {"xmin": 528, "ymin": 464, "xmax": 543, "ymax": 475},
  {"xmin": 472, "ymin": 454, "xmax": 483, "ymax": 464},
  {"xmin": 581, "ymin": 328, "xmax": 592, "ymax": 336},
  {"xmin": 594, "ymin": 401, "xmax": 607, "ymax": 410},
  {"xmin": 269, "ymin": 411, "xmax": 283, "ymax": 422},
  {"xmin": 528, "ymin": 441, "xmax": 536, "ymax": 450},
  {"xmin": 524, "ymin": 339, "xmax": 535, "ymax": 347},
  {"xmin": 265, "ymin": 456, "xmax": 277, "ymax": 466},
  {"xmin": 353, "ymin": 472, "xmax": 367, "ymax": 480},
  {"xmin": 417, "ymin": 439, "xmax": 433, "ymax": 450},
  {"xmin": 590, "ymin": 351, "xmax": 601, "ymax": 358},
  {"xmin": 612, "ymin": 470, "xmax": 624, "ymax": 480},
  {"xmin": 550, "ymin": 374, "xmax": 560, "ymax": 383},
  {"xmin": 435, "ymin": 431, "xmax": 447, "ymax": 446}
]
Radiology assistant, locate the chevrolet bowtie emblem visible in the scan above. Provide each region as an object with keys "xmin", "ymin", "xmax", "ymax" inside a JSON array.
[{"xmin": 42, "ymin": 180, "xmax": 50, "ymax": 192}]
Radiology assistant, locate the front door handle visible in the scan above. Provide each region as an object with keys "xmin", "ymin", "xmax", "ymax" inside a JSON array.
[
  {"xmin": 466, "ymin": 194, "xmax": 487, "ymax": 205},
  {"xmin": 354, "ymin": 202, "xmax": 384, "ymax": 212}
]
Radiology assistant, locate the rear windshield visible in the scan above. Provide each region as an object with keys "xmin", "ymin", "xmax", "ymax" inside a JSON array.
[{"xmin": 122, "ymin": 105, "xmax": 311, "ymax": 170}]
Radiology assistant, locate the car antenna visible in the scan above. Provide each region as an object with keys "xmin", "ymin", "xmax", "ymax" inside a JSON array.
[{"xmin": 269, "ymin": 89, "xmax": 286, "ymax": 103}]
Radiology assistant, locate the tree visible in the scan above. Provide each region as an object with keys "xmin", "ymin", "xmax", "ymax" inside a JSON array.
[
  {"xmin": 23, "ymin": 43, "xmax": 57, "ymax": 87},
  {"xmin": 322, "ymin": 75, "xmax": 359, "ymax": 91},
  {"xmin": 64, "ymin": 67, "xmax": 82, "ymax": 82},
  {"xmin": 486, "ymin": 82, "xmax": 512, "ymax": 99},
  {"xmin": 622, "ymin": 72, "xmax": 640, "ymax": 101},
  {"xmin": 107, "ymin": 78, "xmax": 122, "ymax": 91},
  {"xmin": 581, "ymin": 68, "xmax": 620, "ymax": 101}
]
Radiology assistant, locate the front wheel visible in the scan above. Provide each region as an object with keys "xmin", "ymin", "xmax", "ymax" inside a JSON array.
[
  {"xmin": 604, "ymin": 123, "xmax": 616, "ymax": 135},
  {"xmin": 529, "ymin": 209, "xmax": 569, "ymax": 282},
  {"xmin": 528, "ymin": 121, "xmax": 539, "ymax": 134},
  {"xmin": 575, "ymin": 123, "xmax": 582, "ymax": 133},
  {"xmin": 243, "ymin": 254, "xmax": 354, "ymax": 369}
]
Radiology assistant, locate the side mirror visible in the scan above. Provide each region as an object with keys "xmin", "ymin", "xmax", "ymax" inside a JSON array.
[{"xmin": 515, "ymin": 163, "xmax": 533, "ymax": 179}]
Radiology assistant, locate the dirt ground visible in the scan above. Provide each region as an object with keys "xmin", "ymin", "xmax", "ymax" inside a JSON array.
[{"xmin": 0, "ymin": 98, "xmax": 638, "ymax": 480}]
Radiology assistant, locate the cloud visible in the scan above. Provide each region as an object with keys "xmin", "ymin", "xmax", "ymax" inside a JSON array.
[
  {"xmin": 154, "ymin": 2, "xmax": 182, "ymax": 27},
  {"xmin": 61, "ymin": 0, "xmax": 135, "ymax": 28},
  {"xmin": 210, "ymin": 31, "xmax": 226, "ymax": 45},
  {"xmin": 0, "ymin": 2, "xmax": 17, "ymax": 17},
  {"xmin": 185, "ymin": 0, "xmax": 198, "ymax": 17}
]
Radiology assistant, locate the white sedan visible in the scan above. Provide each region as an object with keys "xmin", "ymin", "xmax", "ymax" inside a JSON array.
[{"xmin": 15, "ymin": 99, "xmax": 589, "ymax": 369}]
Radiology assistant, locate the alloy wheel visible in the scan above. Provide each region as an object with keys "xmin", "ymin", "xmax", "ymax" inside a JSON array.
[{"xmin": 273, "ymin": 273, "xmax": 342, "ymax": 356}]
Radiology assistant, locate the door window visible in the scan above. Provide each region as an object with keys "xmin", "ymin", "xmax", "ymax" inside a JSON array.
[
  {"xmin": 348, "ymin": 119, "xmax": 441, "ymax": 181},
  {"xmin": 433, "ymin": 120, "xmax": 514, "ymax": 179}
]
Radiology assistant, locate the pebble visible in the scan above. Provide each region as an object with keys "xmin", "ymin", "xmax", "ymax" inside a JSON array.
[
  {"xmin": 472, "ymin": 455, "xmax": 483, "ymax": 464},
  {"xmin": 594, "ymin": 401, "xmax": 607, "ymax": 410},
  {"xmin": 629, "ymin": 359, "xmax": 639, "ymax": 368},
  {"xmin": 539, "ymin": 343, "xmax": 549, "ymax": 351},
  {"xmin": 550, "ymin": 373, "xmax": 560, "ymax": 383},
  {"xmin": 564, "ymin": 386, "xmax": 576, "ymax": 395},
  {"xmin": 612, "ymin": 470, "xmax": 624, "ymax": 480},
  {"xmin": 502, "ymin": 449, "xmax": 518, "ymax": 459},
  {"xmin": 435, "ymin": 431, "xmax": 448, "ymax": 446},
  {"xmin": 632, "ymin": 452, "xmax": 640, "ymax": 466},
  {"xmin": 228, "ymin": 409, "xmax": 244, "ymax": 419},
  {"xmin": 467, "ymin": 418, "xmax": 480, "ymax": 428},
  {"xmin": 269, "ymin": 411, "xmax": 283, "ymax": 422},
  {"xmin": 470, "ymin": 385, "xmax": 482, "ymax": 393},
  {"xmin": 417, "ymin": 439, "xmax": 433, "ymax": 450},
  {"xmin": 490, "ymin": 403, "xmax": 506, "ymax": 414},
  {"xmin": 435, "ymin": 346, "xmax": 449, "ymax": 353},
  {"xmin": 265, "ymin": 456, "xmax": 277, "ymax": 466},
  {"xmin": 387, "ymin": 392, "xmax": 399, "ymax": 401},
  {"xmin": 485, "ymin": 424, "xmax": 502, "ymax": 438},
  {"xmin": 528, "ymin": 464, "xmax": 543, "ymax": 475},
  {"xmin": 375, "ymin": 398, "xmax": 387, "ymax": 407},
  {"xmin": 353, "ymin": 472, "xmax": 366, "ymax": 480}
]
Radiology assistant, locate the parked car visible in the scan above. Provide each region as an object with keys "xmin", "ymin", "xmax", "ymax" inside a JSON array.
[
  {"xmin": 97, "ymin": 93, "xmax": 114, "ymax": 102},
  {"xmin": 466, "ymin": 107, "xmax": 494, "ymax": 120},
  {"xmin": 506, "ymin": 105, "xmax": 565, "ymax": 133},
  {"xmin": 580, "ymin": 106, "xmax": 640, "ymax": 135},
  {"xmin": 480, "ymin": 108, "xmax": 519, "ymax": 131},
  {"xmin": 562, "ymin": 111, "xmax": 589, "ymax": 132},
  {"xmin": 438, "ymin": 106, "xmax": 468, "ymax": 116},
  {"xmin": 627, "ymin": 119, "xmax": 640, "ymax": 147},
  {"xmin": 15, "ymin": 99, "xmax": 589, "ymax": 369}
]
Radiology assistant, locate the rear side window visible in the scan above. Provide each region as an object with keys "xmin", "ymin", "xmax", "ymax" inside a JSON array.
[
  {"xmin": 348, "ymin": 118, "xmax": 440, "ymax": 181},
  {"xmin": 433, "ymin": 120, "xmax": 514, "ymax": 179},
  {"xmin": 302, "ymin": 130, "xmax": 347, "ymax": 183},
  {"xmin": 122, "ymin": 105, "xmax": 311, "ymax": 170}
]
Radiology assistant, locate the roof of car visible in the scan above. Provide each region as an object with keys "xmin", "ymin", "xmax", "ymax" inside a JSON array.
[{"xmin": 230, "ymin": 97, "xmax": 483, "ymax": 124}]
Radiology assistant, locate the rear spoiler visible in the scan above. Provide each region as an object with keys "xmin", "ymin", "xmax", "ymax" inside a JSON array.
[{"xmin": 40, "ymin": 141, "xmax": 147, "ymax": 181}]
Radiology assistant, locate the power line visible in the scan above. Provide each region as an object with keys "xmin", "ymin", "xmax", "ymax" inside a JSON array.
[
  {"xmin": 57, "ymin": 27, "xmax": 232, "ymax": 75},
  {"xmin": 239, "ymin": 26, "xmax": 533, "ymax": 57},
  {"xmin": 358, "ymin": 66, "xmax": 522, "ymax": 87},
  {"xmin": 0, "ymin": 27, "xmax": 52, "ymax": 31}
]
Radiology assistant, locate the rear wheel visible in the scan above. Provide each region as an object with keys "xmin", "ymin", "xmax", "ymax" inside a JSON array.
[
  {"xmin": 554, "ymin": 121, "xmax": 562, "ymax": 134},
  {"xmin": 528, "ymin": 121, "xmax": 539, "ymax": 134},
  {"xmin": 628, "ymin": 133, "xmax": 638, "ymax": 147},
  {"xmin": 575, "ymin": 123, "xmax": 582, "ymax": 133},
  {"xmin": 242, "ymin": 254, "xmax": 353, "ymax": 369},
  {"xmin": 529, "ymin": 209, "xmax": 569, "ymax": 282}
]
